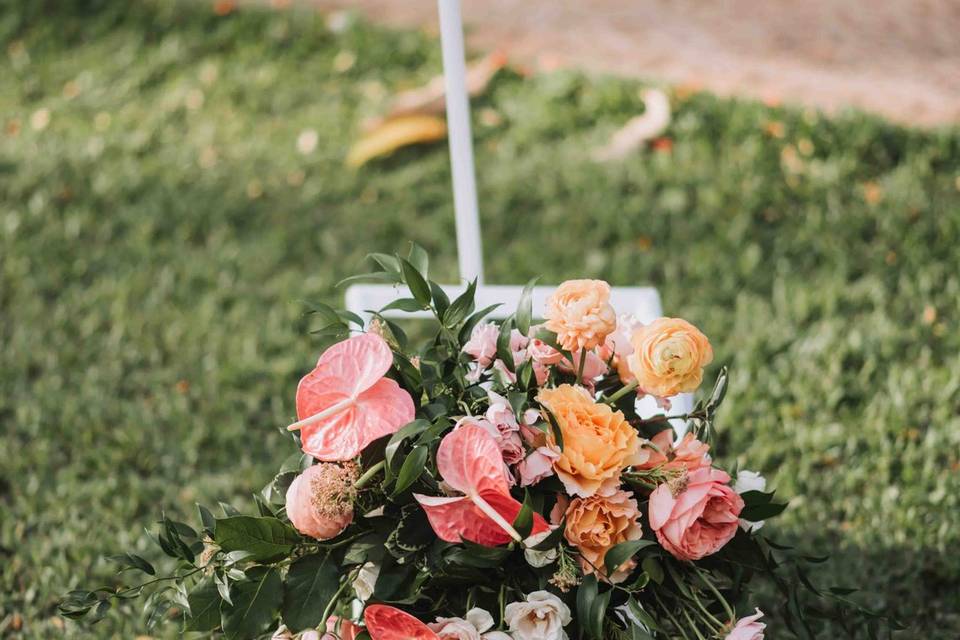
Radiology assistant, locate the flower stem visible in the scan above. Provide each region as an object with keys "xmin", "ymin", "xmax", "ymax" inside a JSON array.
[
  {"xmin": 696, "ymin": 568, "xmax": 736, "ymax": 623},
  {"xmin": 320, "ymin": 566, "xmax": 360, "ymax": 626},
  {"xmin": 354, "ymin": 460, "xmax": 385, "ymax": 490},
  {"xmin": 604, "ymin": 380, "xmax": 639, "ymax": 405},
  {"xmin": 576, "ymin": 348, "xmax": 587, "ymax": 385}
]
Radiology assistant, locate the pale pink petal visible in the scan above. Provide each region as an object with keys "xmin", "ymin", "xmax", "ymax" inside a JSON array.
[
  {"xmin": 301, "ymin": 377, "xmax": 414, "ymax": 461},
  {"xmin": 319, "ymin": 332, "xmax": 393, "ymax": 396},
  {"xmin": 648, "ymin": 483, "xmax": 675, "ymax": 530},
  {"xmin": 436, "ymin": 424, "xmax": 510, "ymax": 497}
]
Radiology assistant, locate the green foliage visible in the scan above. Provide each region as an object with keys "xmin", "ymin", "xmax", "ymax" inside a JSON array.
[{"xmin": 1, "ymin": 0, "xmax": 959, "ymax": 637}]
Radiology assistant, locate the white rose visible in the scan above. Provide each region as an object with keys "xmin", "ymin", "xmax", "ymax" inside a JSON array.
[
  {"xmin": 523, "ymin": 529, "xmax": 559, "ymax": 568},
  {"xmin": 504, "ymin": 591, "xmax": 572, "ymax": 640},
  {"xmin": 430, "ymin": 609, "xmax": 511, "ymax": 640},
  {"xmin": 352, "ymin": 562, "xmax": 380, "ymax": 602},
  {"xmin": 733, "ymin": 470, "xmax": 767, "ymax": 532}
]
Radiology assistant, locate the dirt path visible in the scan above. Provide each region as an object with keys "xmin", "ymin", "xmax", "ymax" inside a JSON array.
[{"xmin": 303, "ymin": 0, "xmax": 960, "ymax": 127}]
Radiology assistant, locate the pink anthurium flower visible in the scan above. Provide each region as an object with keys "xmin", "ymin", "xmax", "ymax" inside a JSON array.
[
  {"xmin": 364, "ymin": 605, "xmax": 439, "ymax": 640},
  {"xmin": 287, "ymin": 333, "xmax": 415, "ymax": 461},
  {"xmin": 415, "ymin": 424, "xmax": 549, "ymax": 546}
]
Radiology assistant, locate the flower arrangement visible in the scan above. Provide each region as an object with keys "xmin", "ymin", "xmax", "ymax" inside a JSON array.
[{"xmin": 61, "ymin": 247, "xmax": 894, "ymax": 638}]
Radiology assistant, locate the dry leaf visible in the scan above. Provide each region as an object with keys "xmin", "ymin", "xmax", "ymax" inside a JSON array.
[
  {"xmin": 363, "ymin": 50, "xmax": 507, "ymax": 132},
  {"xmin": 346, "ymin": 115, "xmax": 447, "ymax": 168},
  {"xmin": 592, "ymin": 88, "xmax": 672, "ymax": 162}
]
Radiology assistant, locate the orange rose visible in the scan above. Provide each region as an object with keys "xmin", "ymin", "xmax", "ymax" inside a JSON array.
[
  {"xmin": 544, "ymin": 280, "xmax": 617, "ymax": 352},
  {"xmin": 564, "ymin": 489, "xmax": 643, "ymax": 583},
  {"xmin": 537, "ymin": 385, "xmax": 647, "ymax": 497},
  {"xmin": 626, "ymin": 318, "xmax": 713, "ymax": 397}
]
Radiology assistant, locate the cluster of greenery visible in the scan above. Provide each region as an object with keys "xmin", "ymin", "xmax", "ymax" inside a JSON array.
[{"xmin": 1, "ymin": 1, "xmax": 958, "ymax": 637}]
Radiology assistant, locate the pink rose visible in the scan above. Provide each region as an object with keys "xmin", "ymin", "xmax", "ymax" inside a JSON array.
[
  {"xmin": 485, "ymin": 391, "xmax": 519, "ymax": 433},
  {"xmin": 526, "ymin": 326, "xmax": 565, "ymax": 386},
  {"xmin": 648, "ymin": 467, "xmax": 744, "ymax": 561},
  {"xmin": 463, "ymin": 323, "xmax": 499, "ymax": 367},
  {"xmin": 518, "ymin": 447, "xmax": 559, "ymax": 486},
  {"xmin": 286, "ymin": 463, "xmax": 358, "ymax": 540},
  {"xmin": 726, "ymin": 609, "xmax": 765, "ymax": 640}
]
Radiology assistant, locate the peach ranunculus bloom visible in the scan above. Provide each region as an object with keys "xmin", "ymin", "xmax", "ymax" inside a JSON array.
[
  {"xmin": 637, "ymin": 429, "xmax": 711, "ymax": 472},
  {"xmin": 537, "ymin": 385, "xmax": 648, "ymax": 497},
  {"xmin": 285, "ymin": 462, "xmax": 358, "ymax": 540},
  {"xmin": 725, "ymin": 609, "xmax": 766, "ymax": 640},
  {"xmin": 648, "ymin": 467, "xmax": 744, "ymax": 561},
  {"xmin": 626, "ymin": 317, "xmax": 713, "ymax": 398},
  {"xmin": 543, "ymin": 279, "xmax": 617, "ymax": 352},
  {"xmin": 564, "ymin": 489, "xmax": 643, "ymax": 583}
]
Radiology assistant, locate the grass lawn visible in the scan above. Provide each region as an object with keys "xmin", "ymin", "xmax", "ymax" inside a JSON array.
[{"xmin": 2, "ymin": 1, "xmax": 959, "ymax": 637}]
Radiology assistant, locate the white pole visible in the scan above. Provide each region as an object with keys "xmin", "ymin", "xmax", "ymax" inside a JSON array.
[{"xmin": 437, "ymin": 0, "xmax": 485, "ymax": 284}]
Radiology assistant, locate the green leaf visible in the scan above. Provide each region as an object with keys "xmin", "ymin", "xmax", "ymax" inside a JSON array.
[
  {"xmin": 391, "ymin": 445, "xmax": 429, "ymax": 496},
  {"xmin": 515, "ymin": 277, "xmax": 539, "ymax": 335},
  {"xmin": 407, "ymin": 242, "xmax": 429, "ymax": 279},
  {"xmin": 336, "ymin": 271, "xmax": 399, "ymax": 288},
  {"xmin": 108, "ymin": 552, "xmax": 155, "ymax": 576},
  {"xmin": 215, "ymin": 516, "xmax": 300, "ymax": 563},
  {"xmin": 458, "ymin": 302, "xmax": 501, "ymax": 343},
  {"xmin": 430, "ymin": 281, "xmax": 450, "ymax": 316},
  {"xmin": 531, "ymin": 519, "xmax": 565, "ymax": 550},
  {"xmin": 542, "ymin": 407, "xmax": 564, "ymax": 452},
  {"xmin": 281, "ymin": 554, "xmax": 339, "ymax": 632},
  {"xmin": 576, "ymin": 574, "xmax": 605, "ymax": 640},
  {"xmin": 380, "ymin": 298, "xmax": 425, "ymax": 313},
  {"xmin": 197, "ymin": 503, "xmax": 217, "ymax": 535},
  {"xmin": 641, "ymin": 556, "xmax": 664, "ymax": 584},
  {"xmin": 368, "ymin": 252, "xmax": 401, "ymax": 274},
  {"xmin": 512, "ymin": 490, "xmax": 535, "ymax": 539},
  {"xmin": 399, "ymin": 257, "xmax": 431, "ymax": 307},
  {"xmin": 220, "ymin": 566, "xmax": 283, "ymax": 640},
  {"xmin": 444, "ymin": 279, "xmax": 477, "ymax": 328},
  {"xmin": 186, "ymin": 580, "xmax": 222, "ymax": 632},
  {"xmin": 496, "ymin": 316, "xmax": 516, "ymax": 373},
  {"xmin": 445, "ymin": 541, "xmax": 512, "ymax": 569},
  {"xmin": 604, "ymin": 539, "xmax": 656, "ymax": 576},
  {"xmin": 384, "ymin": 419, "xmax": 431, "ymax": 470},
  {"xmin": 740, "ymin": 501, "xmax": 788, "ymax": 521}
]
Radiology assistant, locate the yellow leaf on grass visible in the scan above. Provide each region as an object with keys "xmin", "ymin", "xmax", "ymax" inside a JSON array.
[{"xmin": 346, "ymin": 115, "xmax": 447, "ymax": 168}]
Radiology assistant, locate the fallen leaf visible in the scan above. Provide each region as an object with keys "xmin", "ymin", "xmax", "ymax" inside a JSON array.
[
  {"xmin": 592, "ymin": 88, "xmax": 671, "ymax": 162},
  {"xmin": 346, "ymin": 115, "xmax": 447, "ymax": 168}
]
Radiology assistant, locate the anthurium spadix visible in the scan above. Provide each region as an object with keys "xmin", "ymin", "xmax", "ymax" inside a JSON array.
[
  {"xmin": 364, "ymin": 605, "xmax": 440, "ymax": 640},
  {"xmin": 287, "ymin": 333, "xmax": 414, "ymax": 461},
  {"xmin": 415, "ymin": 424, "xmax": 549, "ymax": 546}
]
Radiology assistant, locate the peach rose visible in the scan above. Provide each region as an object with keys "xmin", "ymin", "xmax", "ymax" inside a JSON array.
[
  {"xmin": 626, "ymin": 318, "xmax": 713, "ymax": 398},
  {"xmin": 285, "ymin": 462, "xmax": 358, "ymax": 540},
  {"xmin": 648, "ymin": 467, "xmax": 744, "ymax": 561},
  {"xmin": 544, "ymin": 280, "xmax": 617, "ymax": 352},
  {"xmin": 537, "ymin": 385, "xmax": 647, "ymax": 497},
  {"xmin": 638, "ymin": 429, "xmax": 711, "ymax": 472},
  {"xmin": 564, "ymin": 489, "xmax": 643, "ymax": 583}
]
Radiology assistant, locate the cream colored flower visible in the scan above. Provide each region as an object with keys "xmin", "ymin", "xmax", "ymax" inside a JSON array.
[
  {"xmin": 626, "ymin": 317, "xmax": 713, "ymax": 397},
  {"xmin": 352, "ymin": 562, "xmax": 379, "ymax": 602},
  {"xmin": 537, "ymin": 385, "xmax": 647, "ymax": 497},
  {"xmin": 544, "ymin": 280, "xmax": 617, "ymax": 352},
  {"xmin": 564, "ymin": 490, "xmax": 643, "ymax": 583},
  {"xmin": 504, "ymin": 591, "xmax": 572, "ymax": 640}
]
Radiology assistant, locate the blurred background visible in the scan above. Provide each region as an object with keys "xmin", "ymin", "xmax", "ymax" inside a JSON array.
[{"xmin": 1, "ymin": 0, "xmax": 959, "ymax": 637}]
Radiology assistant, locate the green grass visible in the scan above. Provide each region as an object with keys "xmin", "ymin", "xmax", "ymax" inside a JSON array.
[{"xmin": 2, "ymin": 2, "xmax": 959, "ymax": 637}]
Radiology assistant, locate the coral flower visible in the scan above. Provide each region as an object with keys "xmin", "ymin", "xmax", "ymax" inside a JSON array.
[
  {"xmin": 544, "ymin": 280, "xmax": 617, "ymax": 352},
  {"xmin": 537, "ymin": 385, "xmax": 647, "ymax": 497},
  {"xmin": 289, "ymin": 333, "xmax": 415, "ymax": 461},
  {"xmin": 626, "ymin": 317, "xmax": 713, "ymax": 398},
  {"xmin": 564, "ymin": 489, "xmax": 643, "ymax": 583},
  {"xmin": 286, "ymin": 462, "xmax": 358, "ymax": 540},
  {"xmin": 365, "ymin": 605, "xmax": 439, "ymax": 640},
  {"xmin": 648, "ymin": 466, "xmax": 744, "ymax": 561}
]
